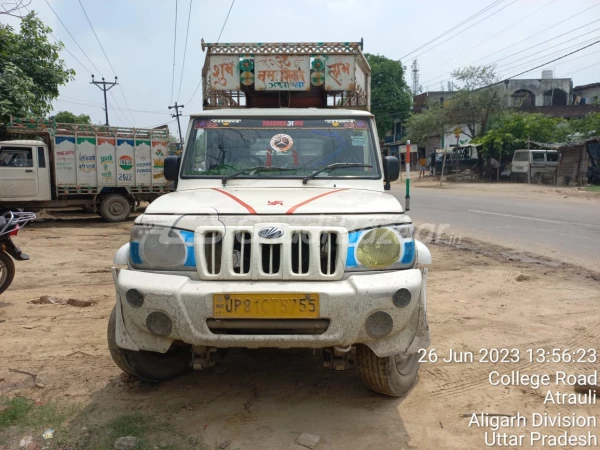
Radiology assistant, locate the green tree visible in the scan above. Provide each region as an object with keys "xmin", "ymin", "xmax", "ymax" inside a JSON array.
[
  {"xmin": 406, "ymin": 65, "xmax": 508, "ymax": 146},
  {"xmin": 474, "ymin": 112, "xmax": 569, "ymax": 159},
  {"xmin": 443, "ymin": 65, "xmax": 507, "ymax": 139},
  {"xmin": 0, "ymin": 12, "xmax": 74, "ymax": 123},
  {"xmin": 568, "ymin": 112, "xmax": 600, "ymax": 138},
  {"xmin": 53, "ymin": 111, "xmax": 92, "ymax": 124},
  {"xmin": 0, "ymin": 63, "xmax": 37, "ymax": 120},
  {"xmin": 405, "ymin": 103, "xmax": 445, "ymax": 146},
  {"xmin": 365, "ymin": 54, "xmax": 412, "ymax": 139}
]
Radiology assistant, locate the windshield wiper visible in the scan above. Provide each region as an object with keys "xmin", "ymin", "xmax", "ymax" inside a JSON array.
[
  {"xmin": 221, "ymin": 166, "xmax": 295, "ymax": 186},
  {"xmin": 302, "ymin": 163, "xmax": 373, "ymax": 185}
]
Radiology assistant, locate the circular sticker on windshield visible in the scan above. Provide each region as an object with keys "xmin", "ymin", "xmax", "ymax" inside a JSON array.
[{"xmin": 270, "ymin": 134, "xmax": 294, "ymax": 152}]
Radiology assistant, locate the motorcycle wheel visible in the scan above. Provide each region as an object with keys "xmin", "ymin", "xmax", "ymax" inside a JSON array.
[{"xmin": 0, "ymin": 252, "xmax": 15, "ymax": 295}]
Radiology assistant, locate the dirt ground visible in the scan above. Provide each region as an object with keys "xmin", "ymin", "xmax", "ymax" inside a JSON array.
[{"xmin": 1, "ymin": 215, "xmax": 599, "ymax": 449}]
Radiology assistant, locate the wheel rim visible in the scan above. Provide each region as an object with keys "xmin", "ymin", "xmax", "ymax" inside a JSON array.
[
  {"xmin": 0, "ymin": 259, "xmax": 7, "ymax": 287},
  {"xmin": 394, "ymin": 354, "xmax": 414, "ymax": 376},
  {"xmin": 109, "ymin": 202, "xmax": 124, "ymax": 216}
]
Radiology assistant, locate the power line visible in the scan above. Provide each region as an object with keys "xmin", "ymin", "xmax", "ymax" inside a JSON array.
[
  {"xmin": 422, "ymin": 2, "xmax": 600, "ymax": 86},
  {"xmin": 492, "ymin": 19, "xmax": 600, "ymax": 65},
  {"xmin": 78, "ymin": 0, "xmax": 115, "ymax": 75},
  {"xmin": 565, "ymin": 60, "xmax": 600, "ymax": 77},
  {"xmin": 186, "ymin": 0, "xmax": 236, "ymax": 105},
  {"xmin": 22, "ymin": 4, "xmax": 94, "ymax": 76},
  {"xmin": 504, "ymin": 39, "xmax": 600, "ymax": 80},
  {"xmin": 478, "ymin": 2, "xmax": 600, "ymax": 65},
  {"xmin": 412, "ymin": 0, "xmax": 519, "ymax": 61},
  {"xmin": 43, "ymin": 0, "xmax": 103, "ymax": 76},
  {"xmin": 216, "ymin": 0, "xmax": 235, "ymax": 44},
  {"xmin": 496, "ymin": 34, "xmax": 600, "ymax": 76},
  {"xmin": 57, "ymin": 98, "xmax": 173, "ymax": 115},
  {"xmin": 399, "ymin": 0, "xmax": 505, "ymax": 60},
  {"xmin": 430, "ymin": 0, "xmax": 558, "ymax": 72},
  {"xmin": 109, "ymin": 97, "xmax": 132, "ymax": 125},
  {"xmin": 176, "ymin": 0, "xmax": 193, "ymax": 102},
  {"xmin": 78, "ymin": 0, "xmax": 136, "ymax": 127},
  {"xmin": 170, "ymin": 0, "xmax": 179, "ymax": 105},
  {"xmin": 42, "ymin": 0, "xmax": 131, "ymax": 127},
  {"xmin": 423, "ymin": 17, "xmax": 600, "ymax": 88},
  {"xmin": 499, "ymin": 46, "xmax": 600, "ymax": 80}
]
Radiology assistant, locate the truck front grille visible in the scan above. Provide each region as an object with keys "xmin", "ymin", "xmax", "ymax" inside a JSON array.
[{"xmin": 195, "ymin": 225, "xmax": 347, "ymax": 281}]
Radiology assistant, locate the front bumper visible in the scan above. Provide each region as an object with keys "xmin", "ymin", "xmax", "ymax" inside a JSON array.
[{"xmin": 112, "ymin": 267, "xmax": 430, "ymax": 358}]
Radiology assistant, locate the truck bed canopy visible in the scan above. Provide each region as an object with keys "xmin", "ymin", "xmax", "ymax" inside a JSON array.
[{"xmin": 201, "ymin": 40, "xmax": 371, "ymax": 111}]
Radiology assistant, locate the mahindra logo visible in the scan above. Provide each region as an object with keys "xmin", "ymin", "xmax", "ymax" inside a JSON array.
[{"xmin": 258, "ymin": 227, "xmax": 284, "ymax": 239}]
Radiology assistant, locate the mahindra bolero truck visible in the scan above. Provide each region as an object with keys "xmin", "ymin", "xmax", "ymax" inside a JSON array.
[{"xmin": 108, "ymin": 41, "xmax": 431, "ymax": 397}]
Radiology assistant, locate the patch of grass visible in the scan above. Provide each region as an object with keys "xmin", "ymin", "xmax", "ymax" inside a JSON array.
[
  {"xmin": 0, "ymin": 397, "xmax": 77, "ymax": 430},
  {"xmin": 103, "ymin": 413, "xmax": 149, "ymax": 449},
  {"xmin": 584, "ymin": 185, "xmax": 600, "ymax": 192},
  {"xmin": 0, "ymin": 397, "xmax": 33, "ymax": 427}
]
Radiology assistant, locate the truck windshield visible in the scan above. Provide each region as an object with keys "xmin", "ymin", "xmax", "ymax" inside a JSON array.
[{"xmin": 181, "ymin": 118, "xmax": 380, "ymax": 180}]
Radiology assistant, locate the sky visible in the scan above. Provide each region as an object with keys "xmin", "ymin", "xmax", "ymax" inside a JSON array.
[{"xmin": 2, "ymin": 0, "xmax": 600, "ymax": 136}]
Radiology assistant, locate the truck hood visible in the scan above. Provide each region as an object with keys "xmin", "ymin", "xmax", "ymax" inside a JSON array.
[{"xmin": 145, "ymin": 187, "xmax": 403, "ymax": 215}]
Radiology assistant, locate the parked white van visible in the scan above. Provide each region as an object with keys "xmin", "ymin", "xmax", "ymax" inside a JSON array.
[{"xmin": 511, "ymin": 149, "xmax": 559, "ymax": 183}]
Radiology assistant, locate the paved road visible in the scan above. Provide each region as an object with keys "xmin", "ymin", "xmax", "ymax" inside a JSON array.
[{"xmin": 390, "ymin": 186, "xmax": 600, "ymax": 270}]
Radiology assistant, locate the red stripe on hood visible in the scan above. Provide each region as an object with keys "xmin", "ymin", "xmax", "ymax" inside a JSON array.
[
  {"xmin": 286, "ymin": 189, "xmax": 348, "ymax": 214},
  {"xmin": 211, "ymin": 188, "xmax": 257, "ymax": 214}
]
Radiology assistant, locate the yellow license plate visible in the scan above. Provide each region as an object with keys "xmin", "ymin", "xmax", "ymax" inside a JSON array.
[{"xmin": 213, "ymin": 293, "xmax": 320, "ymax": 319}]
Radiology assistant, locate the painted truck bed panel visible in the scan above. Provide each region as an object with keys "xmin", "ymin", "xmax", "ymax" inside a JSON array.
[{"xmin": 53, "ymin": 135, "xmax": 168, "ymax": 188}]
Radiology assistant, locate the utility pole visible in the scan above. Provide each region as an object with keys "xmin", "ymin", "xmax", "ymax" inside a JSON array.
[
  {"xmin": 169, "ymin": 102, "xmax": 185, "ymax": 145},
  {"xmin": 91, "ymin": 75, "xmax": 118, "ymax": 126}
]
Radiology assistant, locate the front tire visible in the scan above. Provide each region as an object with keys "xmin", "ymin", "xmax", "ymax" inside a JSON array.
[
  {"xmin": 100, "ymin": 194, "xmax": 131, "ymax": 222},
  {"xmin": 0, "ymin": 252, "xmax": 15, "ymax": 295},
  {"xmin": 356, "ymin": 345, "xmax": 420, "ymax": 397},
  {"xmin": 107, "ymin": 307, "xmax": 192, "ymax": 382}
]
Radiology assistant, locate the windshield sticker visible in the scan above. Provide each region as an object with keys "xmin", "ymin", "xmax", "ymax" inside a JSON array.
[
  {"xmin": 262, "ymin": 120, "xmax": 304, "ymax": 127},
  {"xmin": 351, "ymin": 136, "xmax": 367, "ymax": 146},
  {"xmin": 195, "ymin": 119, "xmax": 241, "ymax": 128},
  {"xmin": 270, "ymin": 134, "xmax": 294, "ymax": 152}
]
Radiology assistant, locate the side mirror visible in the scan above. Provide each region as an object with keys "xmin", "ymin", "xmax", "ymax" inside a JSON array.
[
  {"xmin": 164, "ymin": 156, "xmax": 181, "ymax": 182},
  {"xmin": 383, "ymin": 156, "xmax": 400, "ymax": 190}
]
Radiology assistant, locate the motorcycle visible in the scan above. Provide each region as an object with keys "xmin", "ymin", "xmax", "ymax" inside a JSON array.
[{"xmin": 0, "ymin": 210, "xmax": 36, "ymax": 294}]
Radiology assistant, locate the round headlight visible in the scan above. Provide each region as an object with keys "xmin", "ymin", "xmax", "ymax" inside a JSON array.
[
  {"xmin": 356, "ymin": 228, "xmax": 401, "ymax": 269},
  {"xmin": 143, "ymin": 231, "xmax": 186, "ymax": 268}
]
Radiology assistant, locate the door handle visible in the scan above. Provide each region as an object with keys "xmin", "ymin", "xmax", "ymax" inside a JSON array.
[{"xmin": 25, "ymin": 169, "xmax": 33, "ymax": 173}]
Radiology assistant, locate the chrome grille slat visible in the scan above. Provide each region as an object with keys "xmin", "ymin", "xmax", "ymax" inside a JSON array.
[
  {"xmin": 240, "ymin": 232, "xmax": 245, "ymax": 271},
  {"xmin": 195, "ymin": 226, "xmax": 347, "ymax": 281}
]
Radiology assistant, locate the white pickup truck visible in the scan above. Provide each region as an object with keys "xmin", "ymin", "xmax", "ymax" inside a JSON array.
[
  {"xmin": 108, "ymin": 41, "xmax": 431, "ymax": 397},
  {"xmin": 0, "ymin": 120, "xmax": 170, "ymax": 222}
]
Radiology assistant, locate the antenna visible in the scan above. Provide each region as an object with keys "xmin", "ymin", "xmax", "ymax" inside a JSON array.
[{"xmin": 411, "ymin": 59, "xmax": 419, "ymax": 94}]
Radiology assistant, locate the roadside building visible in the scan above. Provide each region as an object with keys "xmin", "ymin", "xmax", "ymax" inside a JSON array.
[
  {"xmin": 573, "ymin": 83, "xmax": 600, "ymax": 105},
  {"xmin": 530, "ymin": 137, "xmax": 600, "ymax": 186}
]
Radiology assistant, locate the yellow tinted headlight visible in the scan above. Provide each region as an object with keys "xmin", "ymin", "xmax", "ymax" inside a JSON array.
[{"xmin": 356, "ymin": 228, "xmax": 401, "ymax": 269}]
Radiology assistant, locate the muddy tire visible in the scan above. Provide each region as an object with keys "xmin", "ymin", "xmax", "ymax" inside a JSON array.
[
  {"xmin": 107, "ymin": 307, "xmax": 192, "ymax": 382},
  {"xmin": 0, "ymin": 252, "xmax": 15, "ymax": 295},
  {"xmin": 100, "ymin": 194, "xmax": 131, "ymax": 222},
  {"xmin": 356, "ymin": 345, "xmax": 419, "ymax": 397}
]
